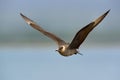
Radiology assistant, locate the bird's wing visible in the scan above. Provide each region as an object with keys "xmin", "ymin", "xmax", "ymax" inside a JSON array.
[
  {"xmin": 68, "ymin": 10, "xmax": 110, "ymax": 49},
  {"xmin": 20, "ymin": 13, "xmax": 66, "ymax": 46}
]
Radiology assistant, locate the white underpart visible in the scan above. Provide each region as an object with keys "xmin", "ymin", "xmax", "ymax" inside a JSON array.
[{"xmin": 62, "ymin": 46, "xmax": 66, "ymax": 52}]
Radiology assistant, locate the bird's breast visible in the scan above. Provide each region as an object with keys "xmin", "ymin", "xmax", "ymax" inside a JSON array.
[{"xmin": 59, "ymin": 48, "xmax": 77, "ymax": 56}]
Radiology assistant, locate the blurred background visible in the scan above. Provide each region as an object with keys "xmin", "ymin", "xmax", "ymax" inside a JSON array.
[{"xmin": 0, "ymin": 0, "xmax": 120, "ymax": 80}]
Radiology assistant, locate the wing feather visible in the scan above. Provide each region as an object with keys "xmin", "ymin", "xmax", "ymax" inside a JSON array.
[
  {"xmin": 68, "ymin": 10, "xmax": 110, "ymax": 49},
  {"xmin": 20, "ymin": 13, "xmax": 66, "ymax": 46}
]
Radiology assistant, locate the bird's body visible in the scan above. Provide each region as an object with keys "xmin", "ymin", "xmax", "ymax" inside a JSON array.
[
  {"xmin": 56, "ymin": 43, "xmax": 78, "ymax": 56},
  {"xmin": 20, "ymin": 10, "xmax": 110, "ymax": 57}
]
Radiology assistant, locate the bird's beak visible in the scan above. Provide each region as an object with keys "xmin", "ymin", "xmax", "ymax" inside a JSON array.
[{"xmin": 55, "ymin": 50, "xmax": 58, "ymax": 51}]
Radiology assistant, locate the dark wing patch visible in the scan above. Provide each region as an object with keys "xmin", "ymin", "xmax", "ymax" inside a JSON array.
[
  {"xmin": 68, "ymin": 10, "xmax": 110, "ymax": 49},
  {"xmin": 68, "ymin": 22, "xmax": 95, "ymax": 49}
]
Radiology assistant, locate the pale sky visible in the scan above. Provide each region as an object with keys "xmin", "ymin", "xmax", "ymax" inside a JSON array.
[
  {"xmin": 0, "ymin": 0, "xmax": 120, "ymax": 43},
  {"xmin": 0, "ymin": 0, "xmax": 119, "ymax": 31}
]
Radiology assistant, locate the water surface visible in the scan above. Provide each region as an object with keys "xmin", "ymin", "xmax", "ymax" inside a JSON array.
[{"xmin": 0, "ymin": 44, "xmax": 120, "ymax": 80}]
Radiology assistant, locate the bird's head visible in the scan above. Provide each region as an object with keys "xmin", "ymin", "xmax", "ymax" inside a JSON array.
[{"xmin": 56, "ymin": 46, "xmax": 66, "ymax": 53}]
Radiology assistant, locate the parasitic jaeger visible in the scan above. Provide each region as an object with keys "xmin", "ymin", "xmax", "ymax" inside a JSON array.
[{"xmin": 20, "ymin": 10, "xmax": 110, "ymax": 57}]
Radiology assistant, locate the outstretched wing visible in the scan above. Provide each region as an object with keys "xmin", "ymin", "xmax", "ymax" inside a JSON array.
[
  {"xmin": 20, "ymin": 13, "xmax": 66, "ymax": 46},
  {"xmin": 68, "ymin": 10, "xmax": 110, "ymax": 49}
]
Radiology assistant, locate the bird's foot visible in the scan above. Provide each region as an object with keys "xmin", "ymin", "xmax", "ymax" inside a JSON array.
[{"xmin": 78, "ymin": 53, "xmax": 83, "ymax": 56}]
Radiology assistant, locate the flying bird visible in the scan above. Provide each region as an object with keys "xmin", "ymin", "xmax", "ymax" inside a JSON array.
[{"xmin": 20, "ymin": 10, "xmax": 110, "ymax": 56}]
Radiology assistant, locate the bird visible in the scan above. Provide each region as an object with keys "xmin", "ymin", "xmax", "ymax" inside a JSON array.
[{"xmin": 20, "ymin": 10, "xmax": 110, "ymax": 57}]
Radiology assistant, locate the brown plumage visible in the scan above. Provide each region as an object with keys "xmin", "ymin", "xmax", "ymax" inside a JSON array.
[{"xmin": 20, "ymin": 10, "xmax": 110, "ymax": 56}]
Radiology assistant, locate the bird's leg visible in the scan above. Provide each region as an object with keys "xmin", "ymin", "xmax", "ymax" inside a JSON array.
[
  {"xmin": 78, "ymin": 53, "xmax": 83, "ymax": 56},
  {"xmin": 76, "ymin": 50, "xmax": 83, "ymax": 56}
]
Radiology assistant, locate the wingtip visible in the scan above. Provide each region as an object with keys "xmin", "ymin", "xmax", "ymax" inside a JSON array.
[
  {"xmin": 20, "ymin": 13, "xmax": 24, "ymax": 17},
  {"xmin": 20, "ymin": 13, "xmax": 28, "ymax": 20},
  {"xmin": 20, "ymin": 13, "xmax": 33, "ymax": 25},
  {"xmin": 20, "ymin": 13, "xmax": 25, "ymax": 19},
  {"xmin": 105, "ymin": 9, "xmax": 110, "ymax": 15},
  {"xmin": 20, "ymin": 13, "xmax": 22, "ymax": 15},
  {"xmin": 108, "ymin": 9, "xmax": 111, "ymax": 12}
]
